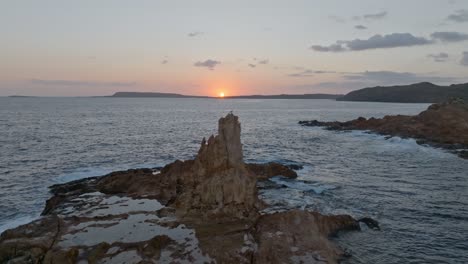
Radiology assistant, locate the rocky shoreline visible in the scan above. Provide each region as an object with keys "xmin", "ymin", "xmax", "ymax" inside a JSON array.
[
  {"xmin": 0, "ymin": 113, "xmax": 373, "ymax": 263},
  {"xmin": 300, "ymin": 99, "xmax": 468, "ymax": 159}
]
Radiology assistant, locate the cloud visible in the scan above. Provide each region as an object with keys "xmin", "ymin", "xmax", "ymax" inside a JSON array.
[
  {"xmin": 288, "ymin": 69, "xmax": 334, "ymax": 77},
  {"xmin": 355, "ymin": 25, "xmax": 367, "ymax": 30},
  {"xmin": 427, "ymin": 52, "xmax": 449, "ymax": 62},
  {"xmin": 363, "ymin": 11, "xmax": 387, "ymax": 20},
  {"xmin": 311, "ymin": 33, "xmax": 432, "ymax": 52},
  {"xmin": 343, "ymin": 70, "xmax": 457, "ymax": 84},
  {"xmin": 301, "ymin": 70, "xmax": 459, "ymax": 92},
  {"xmin": 188, "ymin": 31, "xmax": 203, "ymax": 37},
  {"xmin": 430, "ymin": 31, "xmax": 468, "ymax": 42},
  {"xmin": 161, "ymin": 59, "xmax": 168, "ymax": 64},
  {"xmin": 307, "ymin": 81, "xmax": 370, "ymax": 90},
  {"xmin": 30, "ymin": 79, "xmax": 136, "ymax": 87},
  {"xmin": 258, "ymin": 59, "xmax": 269, "ymax": 64},
  {"xmin": 248, "ymin": 64, "xmax": 256, "ymax": 68},
  {"xmin": 352, "ymin": 11, "xmax": 388, "ymax": 21},
  {"xmin": 310, "ymin": 43, "xmax": 346, "ymax": 52},
  {"xmin": 447, "ymin": 9, "xmax": 468, "ymax": 23},
  {"xmin": 194, "ymin": 59, "xmax": 220, "ymax": 70},
  {"xmin": 461, "ymin": 52, "xmax": 468, "ymax": 66},
  {"xmin": 328, "ymin": 15, "xmax": 345, "ymax": 23},
  {"xmin": 346, "ymin": 33, "xmax": 432, "ymax": 50}
]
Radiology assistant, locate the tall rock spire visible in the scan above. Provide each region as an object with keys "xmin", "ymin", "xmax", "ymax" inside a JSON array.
[{"xmin": 175, "ymin": 112, "xmax": 258, "ymax": 218}]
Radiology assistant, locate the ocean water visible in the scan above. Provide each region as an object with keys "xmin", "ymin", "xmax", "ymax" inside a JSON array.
[{"xmin": 1, "ymin": 97, "xmax": 467, "ymax": 263}]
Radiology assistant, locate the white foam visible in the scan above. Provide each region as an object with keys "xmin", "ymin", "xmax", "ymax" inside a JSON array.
[
  {"xmin": 346, "ymin": 131, "xmax": 454, "ymax": 158},
  {"xmin": 270, "ymin": 176, "xmax": 337, "ymax": 194},
  {"xmin": 55, "ymin": 167, "xmax": 116, "ymax": 183}
]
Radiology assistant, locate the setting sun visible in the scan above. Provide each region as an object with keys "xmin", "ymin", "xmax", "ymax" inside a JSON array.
[{"xmin": 219, "ymin": 92, "xmax": 225, "ymax": 98}]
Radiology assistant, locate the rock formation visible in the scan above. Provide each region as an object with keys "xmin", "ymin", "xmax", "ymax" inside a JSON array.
[
  {"xmin": 300, "ymin": 98, "xmax": 468, "ymax": 158},
  {"xmin": 0, "ymin": 112, "xmax": 368, "ymax": 263},
  {"xmin": 171, "ymin": 113, "xmax": 258, "ymax": 218}
]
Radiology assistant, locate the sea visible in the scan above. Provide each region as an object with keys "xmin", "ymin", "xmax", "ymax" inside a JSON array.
[{"xmin": 0, "ymin": 97, "xmax": 467, "ymax": 263}]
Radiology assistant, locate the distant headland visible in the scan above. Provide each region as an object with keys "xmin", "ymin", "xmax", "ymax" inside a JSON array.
[
  {"xmin": 337, "ymin": 82, "xmax": 468, "ymax": 103},
  {"xmin": 110, "ymin": 92, "xmax": 343, "ymax": 99}
]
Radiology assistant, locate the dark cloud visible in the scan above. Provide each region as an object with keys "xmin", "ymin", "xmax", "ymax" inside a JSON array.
[
  {"xmin": 430, "ymin": 31, "xmax": 468, "ymax": 42},
  {"xmin": 194, "ymin": 59, "xmax": 220, "ymax": 70},
  {"xmin": 310, "ymin": 43, "xmax": 346, "ymax": 52},
  {"xmin": 30, "ymin": 79, "xmax": 136, "ymax": 87},
  {"xmin": 311, "ymin": 33, "xmax": 432, "ymax": 52},
  {"xmin": 447, "ymin": 9, "xmax": 468, "ymax": 23},
  {"xmin": 288, "ymin": 69, "xmax": 334, "ymax": 77},
  {"xmin": 363, "ymin": 11, "xmax": 387, "ymax": 20},
  {"xmin": 346, "ymin": 33, "xmax": 431, "ymax": 50},
  {"xmin": 461, "ymin": 52, "xmax": 468, "ymax": 66},
  {"xmin": 427, "ymin": 52, "xmax": 449, "ymax": 62},
  {"xmin": 334, "ymin": 11, "xmax": 387, "ymax": 23},
  {"xmin": 248, "ymin": 64, "xmax": 256, "ymax": 68},
  {"xmin": 161, "ymin": 60, "xmax": 168, "ymax": 64},
  {"xmin": 188, "ymin": 31, "xmax": 203, "ymax": 37},
  {"xmin": 258, "ymin": 59, "xmax": 269, "ymax": 64},
  {"xmin": 355, "ymin": 25, "xmax": 367, "ymax": 30}
]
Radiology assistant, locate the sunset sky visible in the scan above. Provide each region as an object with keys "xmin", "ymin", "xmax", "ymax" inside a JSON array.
[{"xmin": 1, "ymin": 0, "xmax": 468, "ymax": 96}]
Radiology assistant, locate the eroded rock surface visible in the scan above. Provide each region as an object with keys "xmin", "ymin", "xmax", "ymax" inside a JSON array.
[
  {"xmin": 254, "ymin": 210, "xmax": 360, "ymax": 264},
  {"xmin": 300, "ymin": 98, "xmax": 468, "ymax": 158},
  {"xmin": 1, "ymin": 113, "xmax": 364, "ymax": 263}
]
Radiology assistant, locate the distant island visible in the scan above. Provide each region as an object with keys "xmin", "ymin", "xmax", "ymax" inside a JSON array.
[
  {"xmin": 110, "ymin": 92, "xmax": 342, "ymax": 99},
  {"xmin": 110, "ymin": 92, "xmax": 209, "ymax": 98},
  {"xmin": 337, "ymin": 82, "xmax": 468, "ymax": 103}
]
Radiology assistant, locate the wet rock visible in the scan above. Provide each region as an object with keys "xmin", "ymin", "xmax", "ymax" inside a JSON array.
[
  {"xmin": 254, "ymin": 210, "xmax": 360, "ymax": 263},
  {"xmin": 358, "ymin": 217, "xmax": 380, "ymax": 230},
  {"xmin": 285, "ymin": 164, "xmax": 304, "ymax": 170},
  {"xmin": 246, "ymin": 162, "xmax": 298, "ymax": 180},
  {"xmin": 0, "ymin": 215, "xmax": 61, "ymax": 263}
]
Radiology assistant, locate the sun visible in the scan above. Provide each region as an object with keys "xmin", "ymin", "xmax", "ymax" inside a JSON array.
[{"xmin": 219, "ymin": 92, "xmax": 225, "ymax": 98}]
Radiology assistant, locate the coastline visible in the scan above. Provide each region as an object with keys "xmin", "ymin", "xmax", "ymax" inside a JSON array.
[
  {"xmin": 299, "ymin": 99, "xmax": 468, "ymax": 159},
  {"xmin": 0, "ymin": 113, "xmax": 372, "ymax": 263}
]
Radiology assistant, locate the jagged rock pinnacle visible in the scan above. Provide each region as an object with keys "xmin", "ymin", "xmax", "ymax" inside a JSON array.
[{"xmin": 174, "ymin": 112, "xmax": 257, "ymax": 218}]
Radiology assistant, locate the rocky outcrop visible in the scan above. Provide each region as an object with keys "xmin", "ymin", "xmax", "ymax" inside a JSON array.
[
  {"xmin": 246, "ymin": 162, "xmax": 298, "ymax": 180},
  {"xmin": 254, "ymin": 210, "xmax": 360, "ymax": 263},
  {"xmin": 1, "ymin": 113, "xmax": 366, "ymax": 263},
  {"xmin": 171, "ymin": 113, "xmax": 258, "ymax": 218},
  {"xmin": 300, "ymin": 98, "xmax": 468, "ymax": 158}
]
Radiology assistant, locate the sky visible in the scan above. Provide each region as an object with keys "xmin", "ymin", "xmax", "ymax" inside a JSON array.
[{"xmin": 1, "ymin": 0, "xmax": 468, "ymax": 96}]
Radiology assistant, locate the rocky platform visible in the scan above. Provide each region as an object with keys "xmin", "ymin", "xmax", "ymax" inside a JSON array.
[
  {"xmin": 1, "ymin": 113, "xmax": 367, "ymax": 263},
  {"xmin": 300, "ymin": 99, "xmax": 468, "ymax": 159}
]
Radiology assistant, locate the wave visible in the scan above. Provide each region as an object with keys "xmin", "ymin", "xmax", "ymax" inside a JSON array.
[
  {"xmin": 270, "ymin": 176, "xmax": 338, "ymax": 194},
  {"xmin": 55, "ymin": 163, "xmax": 166, "ymax": 184},
  {"xmin": 346, "ymin": 131, "xmax": 454, "ymax": 158}
]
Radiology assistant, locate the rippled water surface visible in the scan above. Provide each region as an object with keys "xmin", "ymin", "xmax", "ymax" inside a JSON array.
[{"xmin": 1, "ymin": 97, "xmax": 467, "ymax": 263}]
